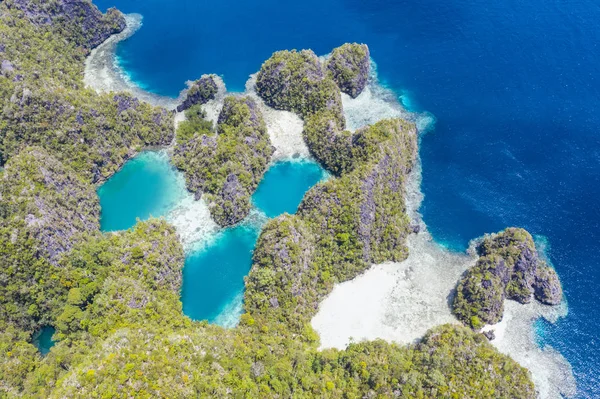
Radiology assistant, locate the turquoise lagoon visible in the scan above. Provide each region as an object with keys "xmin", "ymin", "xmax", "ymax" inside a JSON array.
[
  {"xmin": 98, "ymin": 153, "xmax": 326, "ymax": 326},
  {"xmin": 33, "ymin": 326, "xmax": 55, "ymax": 356},
  {"xmin": 98, "ymin": 151, "xmax": 187, "ymax": 232}
]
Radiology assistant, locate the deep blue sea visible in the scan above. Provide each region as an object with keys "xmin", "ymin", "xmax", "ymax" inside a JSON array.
[{"xmin": 95, "ymin": 0, "xmax": 600, "ymax": 395}]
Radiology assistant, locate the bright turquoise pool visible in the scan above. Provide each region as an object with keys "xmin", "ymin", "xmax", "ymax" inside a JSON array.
[
  {"xmin": 98, "ymin": 154, "xmax": 325, "ymax": 326},
  {"xmin": 33, "ymin": 326, "xmax": 55, "ymax": 356}
]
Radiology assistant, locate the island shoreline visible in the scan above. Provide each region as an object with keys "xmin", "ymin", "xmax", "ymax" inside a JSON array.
[{"xmin": 83, "ymin": 14, "xmax": 576, "ymax": 399}]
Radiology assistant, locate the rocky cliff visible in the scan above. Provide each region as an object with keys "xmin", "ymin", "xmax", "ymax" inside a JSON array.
[
  {"xmin": 176, "ymin": 74, "xmax": 219, "ymax": 113},
  {"xmin": 326, "ymin": 43, "xmax": 370, "ymax": 98},
  {"xmin": 6, "ymin": 0, "xmax": 126, "ymax": 51},
  {"xmin": 0, "ymin": 147, "xmax": 100, "ymax": 331},
  {"xmin": 255, "ymin": 49, "xmax": 344, "ymax": 126},
  {"xmin": 0, "ymin": 0, "xmax": 174, "ymax": 182},
  {"xmin": 453, "ymin": 228, "xmax": 563, "ymax": 328},
  {"xmin": 173, "ymin": 96, "xmax": 274, "ymax": 226}
]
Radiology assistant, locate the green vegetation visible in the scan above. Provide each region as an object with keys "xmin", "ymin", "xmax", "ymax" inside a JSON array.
[
  {"xmin": 176, "ymin": 74, "xmax": 219, "ymax": 112},
  {"xmin": 0, "ymin": 147, "xmax": 100, "ymax": 333},
  {"xmin": 453, "ymin": 228, "xmax": 564, "ymax": 328},
  {"xmin": 326, "ymin": 43, "xmax": 370, "ymax": 98},
  {"xmin": 173, "ymin": 96, "xmax": 274, "ymax": 226},
  {"xmin": 0, "ymin": 2, "xmax": 540, "ymax": 397},
  {"xmin": 175, "ymin": 104, "xmax": 214, "ymax": 142},
  {"xmin": 0, "ymin": 0, "xmax": 174, "ymax": 182},
  {"xmin": 245, "ymin": 215, "xmax": 322, "ymax": 331},
  {"xmin": 245, "ymin": 118, "xmax": 418, "ymax": 333},
  {"xmin": 304, "ymin": 111, "xmax": 416, "ymax": 176},
  {"xmin": 302, "ymin": 110, "xmax": 353, "ymax": 175},
  {"xmin": 6, "ymin": 0, "xmax": 126, "ymax": 50},
  {"xmin": 255, "ymin": 49, "xmax": 345, "ymax": 126}
]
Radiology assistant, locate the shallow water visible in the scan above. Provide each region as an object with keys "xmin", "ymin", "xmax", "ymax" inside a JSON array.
[
  {"xmin": 98, "ymin": 154, "xmax": 325, "ymax": 326},
  {"xmin": 33, "ymin": 326, "xmax": 55, "ymax": 356},
  {"xmin": 182, "ymin": 160, "xmax": 326, "ymax": 325},
  {"xmin": 253, "ymin": 160, "xmax": 326, "ymax": 217},
  {"xmin": 94, "ymin": 0, "xmax": 600, "ymax": 394},
  {"xmin": 97, "ymin": 151, "xmax": 187, "ymax": 232},
  {"xmin": 181, "ymin": 224, "xmax": 259, "ymax": 325}
]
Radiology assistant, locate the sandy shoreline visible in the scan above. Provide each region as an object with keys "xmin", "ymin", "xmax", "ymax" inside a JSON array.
[
  {"xmin": 311, "ymin": 155, "xmax": 576, "ymax": 398},
  {"xmin": 85, "ymin": 15, "xmax": 576, "ymax": 398},
  {"xmin": 84, "ymin": 14, "xmax": 184, "ymax": 110},
  {"xmin": 312, "ymin": 68, "xmax": 576, "ymax": 398}
]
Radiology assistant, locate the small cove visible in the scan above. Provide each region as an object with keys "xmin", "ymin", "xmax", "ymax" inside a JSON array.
[
  {"xmin": 33, "ymin": 326, "xmax": 55, "ymax": 356},
  {"xmin": 98, "ymin": 151, "xmax": 187, "ymax": 232},
  {"xmin": 98, "ymin": 153, "xmax": 326, "ymax": 326}
]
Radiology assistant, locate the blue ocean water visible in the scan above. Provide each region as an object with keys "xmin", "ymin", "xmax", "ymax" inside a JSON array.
[
  {"xmin": 33, "ymin": 326, "xmax": 55, "ymax": 356},
  {"xmin": 95, "ymin": 0, "xmax": 600, "ymax": 395}
]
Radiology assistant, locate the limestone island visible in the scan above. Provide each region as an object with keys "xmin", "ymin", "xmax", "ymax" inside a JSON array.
[{"xmin": 0, "ymin": 1, "xmax": 574, "ymax": 398}]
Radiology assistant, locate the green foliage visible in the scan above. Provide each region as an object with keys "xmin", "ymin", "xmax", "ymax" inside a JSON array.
[
  {"xmin": 5, "ymin": 0, "xmax": 126, "ymax": 51},
  {"xmin": 0, "ymin": 147, "xmax": 100, "ymax": 332},
  {"xmin": 453, "ymin": 228, "xmax": 564, "ymax": 328},
  {"xmin": 173, "ymin": 96, "xmax": 273, "ymax": 226},
  {"xmin": 326, "ymin": 43, "xmax": 370, "ymax": 98},
  {"xmin": 245, "ymin": 118, "xmax": 417, "ymax": 336},
  {"xmin": 453, "ymin": 255, "xmax": 506, "ymax": 328},
  {"xmin": 175, "ymin": 104, "xmax": 213, "ymax": 143},
  {"xmin": 302, "ymin": 110, "xmax": 354, "ymax": 175},
  {"xmin": 0, "ymin": 326, "xmax": 41, "ymax": 396},
  {"xmin": 0, "ymin": 2, "xmax": 174, "ymax": 182},
  {"xmin": 20, "ymin": 323, "xmax": 534, "ymax": 399},
  {"xmin": 245, "ymin": 215, "xmax": 321, "ymax": 331},
  {"xmin": 177, "ymin": 74, "xmax": 219, "ymax": 112},
  {"xmin": 255, "ymin": 49, "xmax": 345, "ymax": 126},
  {"xmin": 304, "ymin": 112, "xmax": 416, "ymax": 176}
]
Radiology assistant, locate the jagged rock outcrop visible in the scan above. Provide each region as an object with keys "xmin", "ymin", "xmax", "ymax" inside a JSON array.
[
  {"xmin": 298, "ymin": 118, "xmax": 418, "ymax": 281},
  {"xmin": 54, "ymin": 219, "xmax": 185, "ymax": 341},
  {"xmin": 534, "ymin": 265, "xmax": 563, "ymax": 304},
  {"xmin": 6, "ymin": 0, "xmax": 126, "ymax": 50},
  {"xmin": 302, "ymin": 110, "xmax": 353, "ymax": 175},
  {"xmin": 176, "ymin": 74, "xmax": 219, "ymax": 112},
  {"xmin": 255, "ymin": 49, "xmax": 344, "ymax": 126},
  {"xmin": 0, "ymin": 147, "xmax": 100, "ymax": 331},
  {"xmin": 326, "ymin": 43, "xmax": 370, "ymax": 98},
  {"xmin": 245, "ymin": 215, "xmax": 318, "ymax": 328},
  {"xmin": 303, "ymin": 110, "xmax": 417, "ymax": 177},
  {"xmin": 453, "ymin": 228, "xmax": 563, "ymax": 328},
  {"xmin": 242, "ymin": 118, "xmax": 417, "ymax": 334},
  {"xmin": 1, "ymin": 86, "xmax": 175, "ymax": 182},
  {"xmin": 173, "ymin": 96, "xmax": 274, "ymax": 226},
  {"xmin": 0, "ymin": 147, "xmax": 100, "ymax": 264},
  {"xmin": 0, "ymin": 2, "xmax": 174, "ymax": 182}
]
